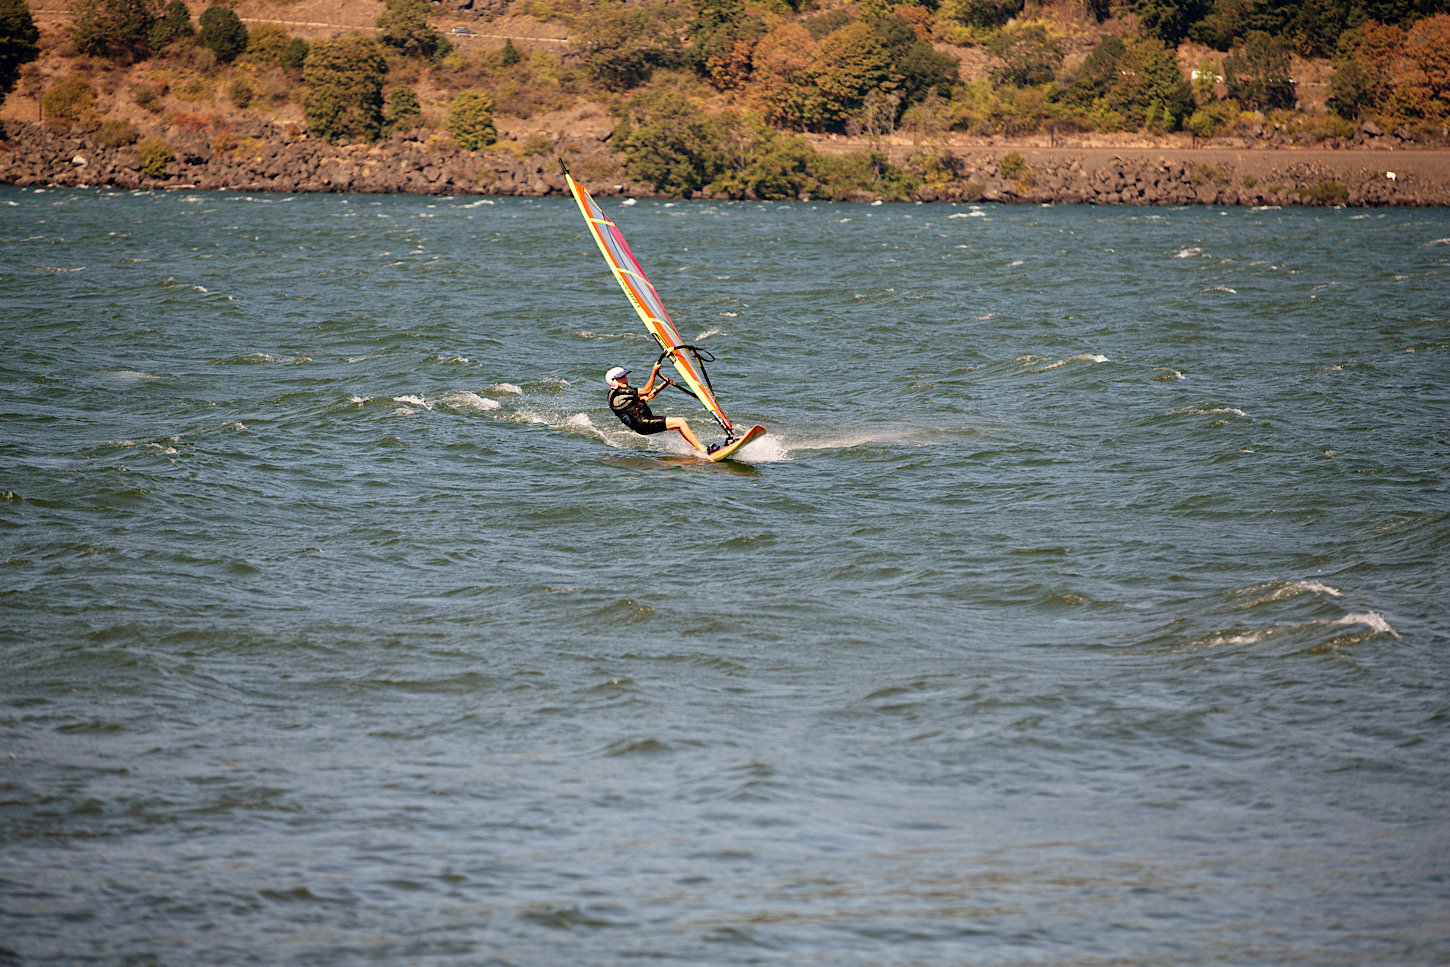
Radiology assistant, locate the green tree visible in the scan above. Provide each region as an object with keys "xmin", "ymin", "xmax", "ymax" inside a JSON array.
[
  {"xmin": 1327, "ymin": 25, "xmax": 1377, "ymax": 118},
  {"xmin": 446, "ymin": 89, "xmax": 496, "ymax": 148},
  {"xmin": 0, "ymin": 0, "xmax": 40, "ymax": 119},
  {"xmin": 1224, "ymin": 29, "xmax": 1295, "ymax": 109},
  {"xmin": 383, "ymin": 85, "xmax": 422, "ymax": 135},
  {"xmin": 731, "ymin": 130, "xmax": 818, "ymax": 199},
  {"xmin": 198, "ymin": 5, "xmax": 248, "ymax": 63},
  {"xmin": 798, "ymin": 20, "xmax": 896, "ymax": 130},
  {"xmin": 148, "ymin": 0, "xmax": 190, "ymax": 48},
  {"xmin": 1104, "ymin": 37, "xmax": 1192, "ymax": 129},
  {"xmin": 1054, "ymin": 35, "xmax": 1125, "ymax": 107},
  {"xmin": 377, "ymin": 0, "xmax": 448, "ymax": 60},
  {"xmin": 302, "ymin": 35, "xmax": 388, "ymax": 143},
  {"xmin": 616, "ymin": 90, "xmax": 735, "ymax": 193},
  {"xmin": 501, "ymin": 38, "xmax": 521, "ymax": 65},
  {"xmin": 987, "ymin": 22, "xmax": 1064, "ymax": 86},
  {"xmin": 70, "ymin": 0, "xmax": 161, "ymax": 61},
  {"xmin": 575, "ymin": 2, "xmax": 680, "ymax": 90},
  {"xmin": 864, "ymin": 12, "xmax": 958, "ymax": 106},
  {"xmin": 692, "ymin": 15, "xmax": 765, "ymax": 91},
  {"xmin": 1132, "ymin": 0, "xmax": 1210, "ymax": 46}
]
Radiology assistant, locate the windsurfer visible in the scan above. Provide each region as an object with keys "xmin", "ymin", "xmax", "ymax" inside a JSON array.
[{"xmin": 606, "ymin": 363, "xmax": 708, "ymax": 454}]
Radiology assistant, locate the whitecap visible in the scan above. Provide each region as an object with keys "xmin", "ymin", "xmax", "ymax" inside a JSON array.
[
  {"xmin": 1175, "ymin": 247, "xmax": 1203, "ymax": 258},
  {"xmin": 1008, "ymin": 259, "xmax": 1024, "ymax": 267},
  {"xmin": 392, "ymin": 395, "xmax": 434, "ymax": 410},
  {"xmin": 438, "ymin": 391, "xmax": 499, "ymax": 413},
  {"xmin": 871, "ymin": 200, "xmax": 884, "ymax": 206},
  {"xmin": 1152, "ymin": 368, "xmax": 1186, "ymax": 381},
  {"xmin": 114, "ymin": 370, "xmax": 161, "ymax": 381},
  {"xmin": 622, "ymin": 198, "xmax": 637, "ymax": 206},
  {"xmin": 1335, "ymin": 612, "xmax": 1398, "ymax": 636},
  {"xmin": 1033, "ymin": 353, "xmax": 1109, "ymax": 372},
  {"xmin": 695, "ymin": 328, "xmax": 724, "ymax": 339},
  {"xmin": 720, "ymin": 312, "xmax": 738, "ymax": 318},
  {"xmin": 490, "ymin": 383, "xmax": 523, "ymax": 395},
  {"xmin": 1202, "ymin": 285, "xmax": 1237, "ymax": 293},
  {"xmin": 108, "ymin": 440, "xmax": 179, "ymax": 455},
  {"xmin": 458, "ymin": 199, "xmax": 496, "ymax": 208},
  {"xmin": 1294, "ymin": 580, "xmax": 1342, "ymax": 597}
]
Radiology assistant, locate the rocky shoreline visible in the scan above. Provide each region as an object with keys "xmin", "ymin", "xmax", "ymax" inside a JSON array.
[{"xmin": 3, "ymin": 119, "xmax": 1448, "ymax": 206}]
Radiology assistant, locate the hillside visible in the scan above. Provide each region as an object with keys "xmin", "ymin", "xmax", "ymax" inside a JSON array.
[{"xmin": 3, "ymin": 0, "xmax": 1449, "ymax": 204}]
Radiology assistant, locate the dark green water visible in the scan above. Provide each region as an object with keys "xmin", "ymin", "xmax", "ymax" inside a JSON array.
[{"xmin": 2, "ymin": 186, "xmax": 1448, "ymax": 964}]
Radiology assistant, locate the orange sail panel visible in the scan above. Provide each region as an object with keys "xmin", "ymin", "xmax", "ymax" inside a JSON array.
[{"xmin": 564, "ymin": 172, "xmax": 732, "ymax": 435}]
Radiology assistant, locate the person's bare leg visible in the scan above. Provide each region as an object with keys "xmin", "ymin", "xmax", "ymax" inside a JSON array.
[{"xmin": 665, "ymin": 417, "xmax": 706, "ymax": 453}]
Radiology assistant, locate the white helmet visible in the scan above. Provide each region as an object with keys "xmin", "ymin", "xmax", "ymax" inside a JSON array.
[{"xmin": 605, "ymin": 366, "xmax": 629, "ymax": 386}]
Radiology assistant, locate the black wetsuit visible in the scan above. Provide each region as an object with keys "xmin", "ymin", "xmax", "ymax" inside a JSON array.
[{"xmin": 608, "ymin": 386, "xmax": 668, "ymax": 435}]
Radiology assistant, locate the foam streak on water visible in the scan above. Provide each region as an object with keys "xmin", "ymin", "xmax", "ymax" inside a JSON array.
[{"xmin": 2, "ymin": 188, "xmax": 1448, "ymax": 965}]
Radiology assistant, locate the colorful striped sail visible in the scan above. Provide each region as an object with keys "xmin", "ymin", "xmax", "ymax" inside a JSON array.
[{"xmin": 564, "ymin": 170, "xmax": 733, "ymax": 436}]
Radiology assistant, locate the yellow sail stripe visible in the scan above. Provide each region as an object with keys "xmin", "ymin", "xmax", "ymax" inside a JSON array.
[{"xmin": 565, "ymin": 174, "xmax": 732, "ymax": 434}]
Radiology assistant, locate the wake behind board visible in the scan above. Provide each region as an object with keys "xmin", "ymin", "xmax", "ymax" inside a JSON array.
[{"xmin": 708, "ymin": 424, "xmax": 766, "ymax": 463}]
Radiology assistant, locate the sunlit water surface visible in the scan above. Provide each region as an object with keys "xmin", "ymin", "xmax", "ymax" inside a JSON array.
[{"xmin": 3, "ymin": 187, "xmax": 1448, "ymax": 965}]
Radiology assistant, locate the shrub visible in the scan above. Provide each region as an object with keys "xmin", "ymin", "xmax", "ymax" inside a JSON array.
[
  {"xmin": 134, "ymin": 82, "xmax": 162, "ymax": 112},
  {"xmin": 228, "ymin": 76, "xmax": 252, "ymax": 109},
  {"xmin": 280, "ymin": 37, "xmax": 308, "ymax": 71},
  {"xmin": 445, "ymin": 89, "xmax": 496, "ymax": 148},
  {"xmin": 137, "ymin": 133, "xmax": 172, "ymax": 176},
  {"xmin": 173, "ymin": 73, "xmax": 211, "ymax": 101},
  {"xmin": 383, "ymin": 85, "xmax": 422, "ymax": 135},
  {"xmin": 1187, "ymin": 107, "xmax": 1221, "ymax": 140},
  {"xmin": 197, "ymin": 5, "xmax": 247, "ymax": 63},
  {"xmin": 95, "ymin": 117, "xmax": 139, "ymax": 146},
  {"xmin": 302, "ymin": 35, "xmax": 387, "ymax": 143},
  {"xmin": 999, "ymin": 149, "xmax": 1026, "ymax": 179},
  {"xmin": 42, "ymin": 75, "xmax": 96, "ymax": 122},
  {"xmin": 1295, "ymin": 180, "xmax": 1348, "ymax": 205}
]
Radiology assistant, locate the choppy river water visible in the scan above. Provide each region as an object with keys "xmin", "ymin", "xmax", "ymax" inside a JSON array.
[{"xmin": 2, "ymin": 186, "xmax": 1448, "ymax": 965}]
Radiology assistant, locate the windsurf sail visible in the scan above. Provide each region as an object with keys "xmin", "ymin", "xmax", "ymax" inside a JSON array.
[{"xmin": 562, "ymin": 164, "xmax": 734, "ymax": 438}]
